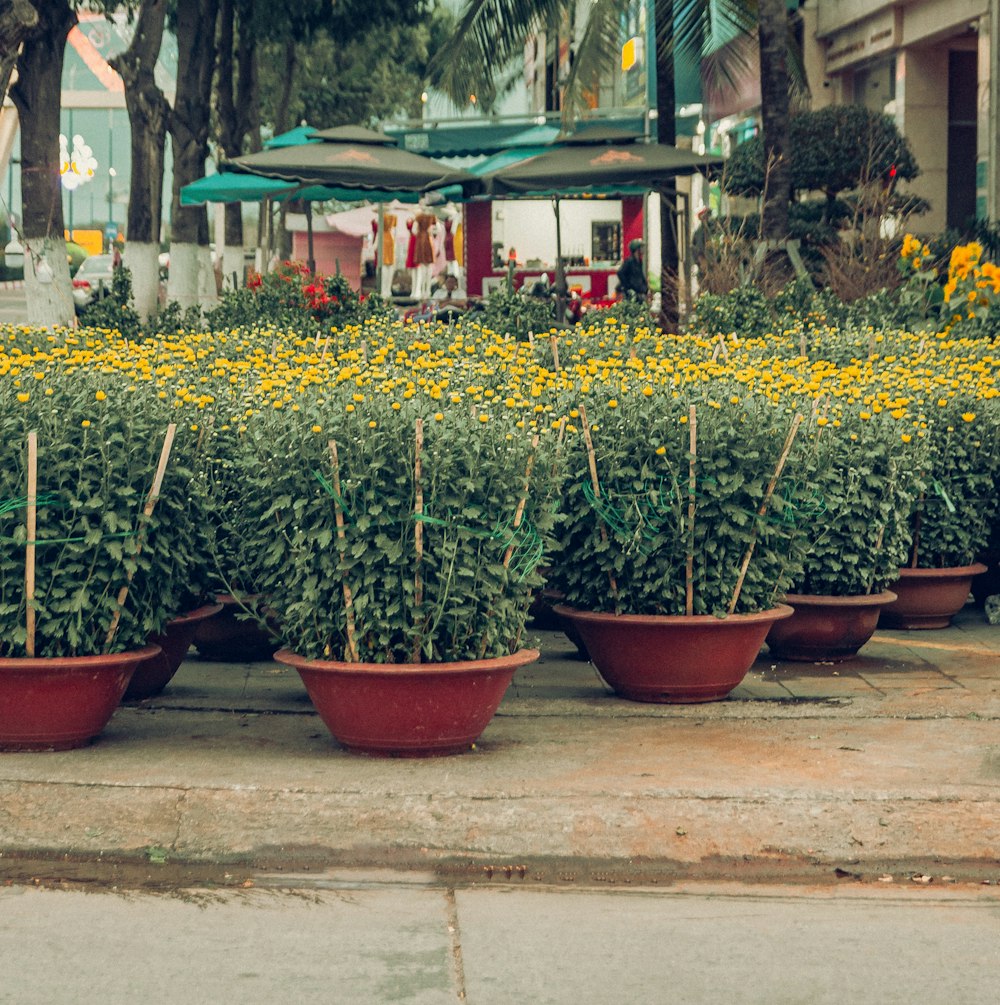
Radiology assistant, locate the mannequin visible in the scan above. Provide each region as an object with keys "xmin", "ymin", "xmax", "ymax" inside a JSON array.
[
  {"xmin": 412, "ymin": 211, "xmax": 436, "ymax": 300},
  {"xmin": 381, "ymin": 212, "xmax": 397, "ymax": 298},
  {"xmin": 404, "ymin": 217, "xmax": 417, "ymax": 296}
]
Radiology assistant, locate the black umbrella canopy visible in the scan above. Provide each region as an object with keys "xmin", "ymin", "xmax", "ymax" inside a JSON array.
[
  {"xmin": 483, "ymin": 129, "xmax": 724, "ymax": 196},
  {"xmin": 226, "ymin": 125, "xmax": 482, "ymax": 196}
]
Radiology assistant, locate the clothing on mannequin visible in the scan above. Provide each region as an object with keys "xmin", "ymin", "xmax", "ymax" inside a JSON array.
[
  {"xmin": 443, "ymin": 217, "xmax": 456, "ymax": 262},
  {"xmin": 381, "ymin": 213, "xmax": 397, "ymax": 299},
  {"xmin": 411, "ymin": 212, "xmax": 436, "ymax": 300}
]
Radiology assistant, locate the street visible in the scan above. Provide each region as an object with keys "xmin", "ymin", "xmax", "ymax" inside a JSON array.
[
  {"xmin": 0, "ymin": 283, "xmax": 26, "ymax": 325},
  {"xmin": 2, "ymin": 874, "xmax": 999, "ymax": 1004}
]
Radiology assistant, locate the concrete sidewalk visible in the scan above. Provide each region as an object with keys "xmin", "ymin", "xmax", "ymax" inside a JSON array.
[{"xmin": 1, "ymin": 606, "xmax": 998, "ymax": 887}]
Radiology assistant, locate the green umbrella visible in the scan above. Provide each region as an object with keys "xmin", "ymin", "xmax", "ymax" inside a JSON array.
[
  {"xmin": 482, "ymin": 128, "xmax": 723, "ymax": 196},
  {"xmin": 225, "ymin": 125, "xmax": 481, "ymax": 197}
]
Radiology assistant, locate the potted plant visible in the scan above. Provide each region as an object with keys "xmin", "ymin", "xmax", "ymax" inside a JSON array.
[
  {"xmin": 0, "ymin": 369, "xmax": 198, "ymax": 749},
  {"xmin": 882, "ymin": 397, "xmax": 1000, "ymax": 628},
  {"xmin": 766, "ymin": 409, "xmax": 919, "ymax": 660},
  {"xmin": 551, "ymin": 392, "xmax": 808, "ymax": 702},
  {"xmin": 232, "ymin": 394, "xmax": 557, "ymax": 756}
]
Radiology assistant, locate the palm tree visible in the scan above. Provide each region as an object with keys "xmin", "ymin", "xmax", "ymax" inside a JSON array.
[{"xmin": 430, "ymin": 0, "xmax": 801, "ymax": 326}]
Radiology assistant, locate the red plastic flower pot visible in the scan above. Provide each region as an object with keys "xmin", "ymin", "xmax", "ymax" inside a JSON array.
[
  {"xmin": 880, "ymin": 564, "xmax": 988, "ymax": 629},
  {"xmin": 274, "ymin": 647, "xmax": 540, "ymax": 757},
  {"xmin": 765, "ymin": 591, "xmax": 897, "ymax": 662},
  {"xmin": 124, "ymin": 603, "xmax": 225, "ymax": 700},
  {"xmin": 555, "ymin": 605, "xmax": 793, "ymax": 703},
  {"xmin": 0, "ymin": 645, "xmax": 162, "ymax": 752}
]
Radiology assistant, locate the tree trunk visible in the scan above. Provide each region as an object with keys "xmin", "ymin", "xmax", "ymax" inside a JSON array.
[
  {"xmin": 758, "ymin": 0, "xmax": 791, "ymax": 241},
  {"xmin": 272, "ymin": 37, "xmax": 296, "ymax": 138},
  {"xmin": 9, "ymin": 1, "xmax": 74, "ymax": 326},
  {"xmin": 108, "ymin": 0, "xmax": 169, "ymax": 320},
  {"xmin": 654, "ymin": 0, "xmax": 678, "ymax": 332},
  {"xmin": 168, "ymin": 0, "xmax": 219, "ymax": 309},
  {"xmin": 215, "ymin": 0, "xmax": 260, "ymax": 288},
  {"xmin": 0, "ymin": 0, "xmax": 38, "ymax": 104}
]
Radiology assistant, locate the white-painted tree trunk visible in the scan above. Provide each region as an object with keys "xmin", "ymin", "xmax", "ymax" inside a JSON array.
[
  {"xmin": 123, "ymin": 241, "xmax": 161, "ymax": 320},
  {"xmin": 24, "ymin": 237, "xmax": 74, "ymax": 328},
  {"xmin": 167, "ymin": 242, "xmax": 218, "ymax": 311},
  {"xmin": 221, "ymin": 245, "xmax": 244, "ymax": 290}
]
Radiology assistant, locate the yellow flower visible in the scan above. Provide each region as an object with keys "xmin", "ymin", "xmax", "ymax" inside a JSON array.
[
  {"xmin": 816, "ymin": 416, "xmax": 829, "ymax": 427},
  {"xmin": 608, "ymin": 399, "xmax": 618, "ymax": 408},
  {"xmin": 368, "ymin": 420, "xmax": 377, "ymax": 428},
  {"xmin": 901, "ymin": 433, "xmax": 912, "ymax": 443},
  {"xmin": 961, "ymin": 412, "xmax": 975, "ymax": 422},
  {"xmin": 81, "ymin": 419, "xmax": 91, "ymax": 428},
  {"xmin": 16, "ymin": 392, "xmax": 29, "ymax": 403},
  {"xmin": 655, "ymin": 445, "xmax": 666, "ymax": 456},
  {"xmin": 311, "ymin": 425, "xmax": 322, "ymax": 433},
  {"xmin": 95, "ymin": 390, "xmax": 107, "ymax": 401},
  {"xmin": 434, "ymin": 412, "xmax": 444, "ymax": 421},
  {"xmin": 345, "ymin": 403, "xmax": 355, "ymax": 413}
]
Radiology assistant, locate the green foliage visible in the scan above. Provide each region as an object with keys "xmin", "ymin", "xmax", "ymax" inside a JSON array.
[
  {"xmin": 476, "ymin": 283, "xmax": 559, "ymax": 339},
  {"xmin": 0, "ymin": 370, "xmax": 207, "ymax": 657},
  {"xmin": 550, "ymin": 394, "xmax": 812, "ymax": 617},
  {"xmin": 205, "ymin": 261, "xmax": 394, "ymax": 334},
  {"xmin": 724, "ymin": 107, "xmax": 919, "ymax": 200},
  {"xmin": 78, "ymin": 266, "xmax": 143, "ymax": 340},
  {"xmin": 792, "ymin": 414, "xmax": 920, "ymax": 595},
  {"xmin": 908, "ymin": 400, "xmax": 1000, "ymax": 568},
  {"xmin": 227, "ymin": 399, "xmax": 559, "ymax": 662},
  {"xmin": 687, "ymin": 286, "xmax": 774, "ymax": 336}
]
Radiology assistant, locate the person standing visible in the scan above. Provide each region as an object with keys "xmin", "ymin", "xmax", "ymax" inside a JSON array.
[{"xmin": 616, "ymin": 238, "xmax": 648, "ymax": 300}]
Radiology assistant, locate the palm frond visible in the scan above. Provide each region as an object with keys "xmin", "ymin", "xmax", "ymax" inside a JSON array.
[
  {"xmin": 427, "ymin": 0, "xmax": 571, "ymax": 111},
  {"xmin": 560, "ymin": 0, "xmax": 622, "ymax": 127}
]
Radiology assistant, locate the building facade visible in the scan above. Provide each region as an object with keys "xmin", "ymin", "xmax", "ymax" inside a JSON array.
[{"xmin": 815, "ymin": 0, "xmax": 990, "ymax": 234}]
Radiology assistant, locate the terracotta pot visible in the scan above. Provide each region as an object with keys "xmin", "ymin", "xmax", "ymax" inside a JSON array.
[
  {"xmin": 554, "ymin": 604, "xmax": 793, "ymax": 703},
  {"xmin": 0, "ymin": 645, "xmax": 162, "ymax": 752},
  {"xmin": 124, "ymin": 603, "xmax": 225, "ymax": 700},
  {"xmin": 192, "ymin": 594, "xmax": 280, "ymax": 662},
  {"xmin": 881, "ymin": 564, "xmax": 988, "ymax": 629},
  {"xmin": 274, "ymin": 647, "xmax": 540, "ymax": 757},
  {"xmin": 765, "ymin": 591, "xmax": 897, "ymax": 662}
]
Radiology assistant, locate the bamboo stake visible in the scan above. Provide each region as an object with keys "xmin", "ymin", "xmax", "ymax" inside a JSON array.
[
  {"xmin": 727, "ymin": 413, "xmax": 803, "ymax": 615},
  {"xmin": 503, "ymin": 435, "xmax": 540, "ymax": 569},
  {"xmin": 578, "ymin": 403, "xmax": 619, "ymax": 606},
  {"xmin": 910, "ymin": 490, "xmax": 924, "ymax": 568},
  {"xmin": 686, "ymin": 406, "xmax": 697, "ymax": 617},
  {"xmin": 413, "ymin": 418, "xmax": 424, "ymax": 663},
  {"xmin": 25, "ymin": 431, "xmax": 37, "ymax": 657},
  {"xmin": 103, "ymin": 423, "xmax": 177, "ymax": 652},
  {"xmin": 320, "ymin": 334, "xmax": 331, "ymax": 361},
  {"xmin": 328, "ymin": 440, "xmax": 358, "ymax": 662},
  {"xmin": 549, "ymin": 334, "xmax": 560, "ymax": 370}
]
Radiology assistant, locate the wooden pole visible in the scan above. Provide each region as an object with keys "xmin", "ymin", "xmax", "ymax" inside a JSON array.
[
  {"xmin": 25, "ymin": 431, "xmax": 37, "ymax": 657},
  {"xmin": 103, "ymin": 423, "xmax": 177, "ymax": 652},
  {"xmin": 549, "ymin": 334, "xmax": 560, "ymax": 370},
  {"xmin": 578, "ymin": 403, "xmax": 619, "ymax": 607},
  {"xmin": 686, "ymin": 406, "xmax": 697, "ymax": 617},
  {"xmin": 328, "ymin": 440, "xmax": 359, "ymax": 662},
  {"xmin": 727, "ymin": 413, "xmax": 803, "ymax": 615},
  {"xmin": 413, "ymin": 418, "xmax": 424, "ymax": 663}
]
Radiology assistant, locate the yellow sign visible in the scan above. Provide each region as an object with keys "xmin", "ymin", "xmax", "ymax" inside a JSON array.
[
  {"xmin": 64, "ymin": 229, "xmax": 104, "ymax": 256},
  {"xmin": 621, "ymin": 36, "xmax": 643, "ymax": 73}
]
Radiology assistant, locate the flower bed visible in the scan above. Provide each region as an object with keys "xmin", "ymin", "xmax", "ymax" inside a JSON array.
[{"xmin": 2, "ymin": 259, "xmax": 1000, "ymax": 652}]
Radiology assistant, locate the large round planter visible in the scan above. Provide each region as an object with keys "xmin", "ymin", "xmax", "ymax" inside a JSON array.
[
  {"xmin": 555, "ymin": 605, "xmax": 793, "ymax": 703},
  {"xmin": 880, "ymin": 564, "xmax": 988, "ymax": 629},
  {"xmin": 0, "ymin": 645, "xmax": 162, "ymax": 752},
  {"xmin": 274, "ymin": 647, "xmax": 540, "ymax": 756},
  {"xmin": 124, "ymin": 603, "xmax": 225, "ymax": 700},
  {"xmin": 192, "ymin": 594, "xmax": 280, "ymax": 662},
  {"xmin": 765, "ymin": 591, "xmax": 897, "ymax": 662}
]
